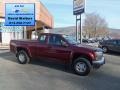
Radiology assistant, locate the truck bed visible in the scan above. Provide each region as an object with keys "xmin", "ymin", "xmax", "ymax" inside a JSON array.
[{"xmin": 10, "ymin": 39, "xmax": 38, "ymax": 53}]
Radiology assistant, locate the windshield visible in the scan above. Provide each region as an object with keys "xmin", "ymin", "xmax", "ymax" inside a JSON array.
[{"xmin": 63, "ymin": 35, "xmax": 79, "ymax": 45}]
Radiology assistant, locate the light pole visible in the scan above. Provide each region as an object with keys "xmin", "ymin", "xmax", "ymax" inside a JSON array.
[
  {"xmin": 73, "ymin": 0, "xmax": 85, "ymax": 44},
  {"xmin": 35, "ymin": 20, "xmax": 37, "ymax": 39}
]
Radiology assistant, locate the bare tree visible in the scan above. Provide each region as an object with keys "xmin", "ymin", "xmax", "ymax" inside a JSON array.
[{"xmin": 83, "ymin": 13, "xmax": 109, "ymax": 38}]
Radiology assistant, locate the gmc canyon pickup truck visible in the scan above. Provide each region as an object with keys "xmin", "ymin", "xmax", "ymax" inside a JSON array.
[{"xmin": 10, "ymin": 33, "xmax": 105, "ymax": 76}]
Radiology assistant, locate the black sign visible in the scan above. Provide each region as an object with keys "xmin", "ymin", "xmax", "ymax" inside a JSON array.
[{"xmin": 73, "ymin": 0, "xmax": 85, "ymax": 15}]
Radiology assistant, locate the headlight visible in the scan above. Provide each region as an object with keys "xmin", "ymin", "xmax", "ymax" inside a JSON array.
[{"xmin": 95, "ymin": 51, "xmax": 103, "ymax": 60}]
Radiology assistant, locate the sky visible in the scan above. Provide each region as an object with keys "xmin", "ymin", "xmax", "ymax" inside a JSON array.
[{"xmin": 40, "ymin": 0, "xmax": 120, "ymax": 29}]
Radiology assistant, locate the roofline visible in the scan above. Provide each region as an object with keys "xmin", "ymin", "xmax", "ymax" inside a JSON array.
[{"xmin": 39, "ymin": 1, "xmax": 53, "ymax": 17}]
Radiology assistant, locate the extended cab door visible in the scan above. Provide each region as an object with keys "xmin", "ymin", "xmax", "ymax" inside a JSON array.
[
  {"xmin": 36, "ymin": 34, "xmax": 49, "ymax": 58},
  {"xmin": 47, "ymin": 35, "xmax": 72, "ymax": 63}
]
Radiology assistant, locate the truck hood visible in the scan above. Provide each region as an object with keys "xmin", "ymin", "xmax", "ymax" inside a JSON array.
[{"xmin": 74, "ymin": 44, "xmax": 102, "ymax": 52}]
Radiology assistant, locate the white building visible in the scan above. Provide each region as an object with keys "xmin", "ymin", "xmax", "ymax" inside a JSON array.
[{"xmin": 0, "ymin": 19, "xmax": 24, "ymax": 44}]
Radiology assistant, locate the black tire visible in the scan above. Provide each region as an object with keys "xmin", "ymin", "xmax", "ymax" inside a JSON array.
[
  {"xmin": 102, "ymin": 47, "xmax": 108, "ymax": 53},
  {"xmin": 73, "ymin": 57, "xmax": 91, "ymax": 76},
  {"xmin": 17, "ymin": 50, "xmax": 30, "ymax": 64}
]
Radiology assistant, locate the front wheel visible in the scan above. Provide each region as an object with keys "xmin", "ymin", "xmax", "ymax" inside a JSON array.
[
  {"xmin": 102, "ymin": 47, "xmax": 108, "ymax": 53},
  {"xmin": 73, "ymin": 57, "xmax": 91, "ymax": 76},
  {"xmin": 17, "ymin": 50, "xmax": 30, "ymax": 64}
]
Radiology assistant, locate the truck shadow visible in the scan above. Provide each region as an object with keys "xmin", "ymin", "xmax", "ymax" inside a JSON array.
[
  {"xmin": 0, "ymin": 50, "xmax": 73, "ymax": 74},
  {"xmin": 29, "ymin": 59, "xmax": 73, "ymax": 74}
]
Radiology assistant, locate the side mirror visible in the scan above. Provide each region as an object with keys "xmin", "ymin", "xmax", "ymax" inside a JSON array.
[{"xmin": 62, "ymin": 41, "xmax": 69, "ymax": 47}]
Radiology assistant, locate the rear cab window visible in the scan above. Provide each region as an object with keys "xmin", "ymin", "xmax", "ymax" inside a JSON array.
[{"xmin": 39, "ymin": 34, "xmax": 47, "ymax": 44}]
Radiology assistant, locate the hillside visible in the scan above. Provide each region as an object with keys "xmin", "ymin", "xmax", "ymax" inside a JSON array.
[
  {"xmin": 50, "ymin": 26, "xmax": 120, "ymax": 39},
  {"xmin": 50, "ymin": 26, "xmax": 76, "ymax": 36}
]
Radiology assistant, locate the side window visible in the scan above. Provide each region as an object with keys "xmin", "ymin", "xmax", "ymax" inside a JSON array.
[
  {"xmin": 39, "ymin": 35, "xmax": 47, "ymax": 44},
  {"xmin": 117, "ymin": 40, "xmax": 120, "ymax": 45},
  {"xmin": 49, "ymin": 35, "xmax": 63, "ymax": 46},
  {"xmin": 112, "ymin": 40, "xmax": 117, "ymax": 45},
  {"xmin": 106, "ymin": 40, "xmax": 110, "ymax": 44},
  {"xmin": 108, "ymin": 40, "xmax": 117, "ymax": 45}
]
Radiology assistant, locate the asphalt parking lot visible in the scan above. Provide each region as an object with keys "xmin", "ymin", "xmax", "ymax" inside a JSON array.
[{"xmin": 0, "ymin": 50, "xmax": 120, "ymax": 90}]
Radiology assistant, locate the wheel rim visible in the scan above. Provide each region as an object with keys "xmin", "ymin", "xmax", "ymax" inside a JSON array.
[
  {"xmin": 75, "ymin": 62, "xmax": 87, "ymax": 73},
  {"xmin": 103, "ymin": 47, "xmax": 107, "ymax": 52},
  {"xmin": 18, "ymin": 53, "xmax": 26, "ymax": 62}
]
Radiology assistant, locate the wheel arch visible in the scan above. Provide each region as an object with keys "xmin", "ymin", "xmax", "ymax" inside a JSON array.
[
  {"xmin": 16, "ymin": 47, "xmax": 32, "ymax": 57},
  {"xmin": 71, "ymin": 53, "xmax": 93, "ymax": 65}
]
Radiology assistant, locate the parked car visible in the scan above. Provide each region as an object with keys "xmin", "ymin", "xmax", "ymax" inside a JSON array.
[
  {"xmin": 88, "ymin": 38, "xmax": 97, "ymax": 43},
  {"xmin": 82, "ymin": 39, "xmax": 89, "ymax": 43},
  {"xmin": 10, "ymin": 33, "xmax": 105, "ymax": 76},
  {"xmin": 98, "ymin": 39, "xmax": 120, "ymax": 53}
]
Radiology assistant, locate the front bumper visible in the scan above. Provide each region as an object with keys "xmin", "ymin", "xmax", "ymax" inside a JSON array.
[{"xmin": 92, "ymin": 57, "xmax": 105, "ymax": 69}]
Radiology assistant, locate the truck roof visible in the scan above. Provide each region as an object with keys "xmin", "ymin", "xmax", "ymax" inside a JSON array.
[
  {"xmin": 39, "ymin": 33, "xmax": 62, "ymax": 35},
  {"xmin": 39, "ymin": 33, "xmax": 72, "ymax": 37}
]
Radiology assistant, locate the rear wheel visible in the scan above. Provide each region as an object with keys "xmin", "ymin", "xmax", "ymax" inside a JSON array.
[
  {"xmin": 17, "ymin": 50, "xmax": 30, "ymax": 64},
  {"xmin": 73, "ymin": 57, "xmax": 91, "ymax": 76}
]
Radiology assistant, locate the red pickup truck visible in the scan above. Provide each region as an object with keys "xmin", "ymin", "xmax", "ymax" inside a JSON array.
[{"xmin": 10, "ymin": 33, "xmax": 105, "ymax": 76}]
